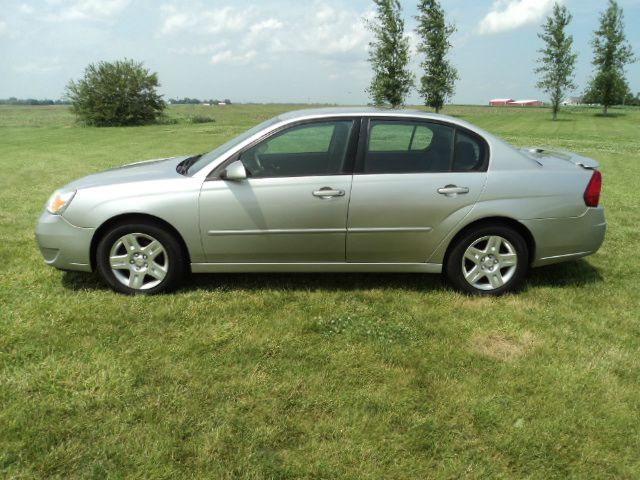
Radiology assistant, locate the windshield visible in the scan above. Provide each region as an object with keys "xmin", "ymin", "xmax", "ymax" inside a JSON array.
[{"xmin": 187, "ymin": 117, "xmax": 282, "ymax": 175}]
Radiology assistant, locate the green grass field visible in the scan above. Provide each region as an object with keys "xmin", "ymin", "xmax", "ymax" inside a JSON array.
[{"xmin": 1, "ymin": 104, "xmax": 639, "ymax": 479}]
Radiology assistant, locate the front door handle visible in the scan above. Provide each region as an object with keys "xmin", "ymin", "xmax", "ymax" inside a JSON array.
[
  {"xmin": 438, "ymin": 185, "xmax": 470, "ymax": 196},
  {"xmin": 313, "ymin": 187, "xmax": 345, "ymax": 199}
]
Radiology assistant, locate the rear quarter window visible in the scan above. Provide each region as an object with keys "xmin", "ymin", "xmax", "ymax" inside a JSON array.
[{"xmin": 453, "ymin": 131, "xmax": 487, "ymax": 172}]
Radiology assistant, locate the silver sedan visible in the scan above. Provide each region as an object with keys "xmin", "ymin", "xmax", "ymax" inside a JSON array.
[{"xmin": 36, "ymin": 108, "xmax": 606, "ymax": 295}]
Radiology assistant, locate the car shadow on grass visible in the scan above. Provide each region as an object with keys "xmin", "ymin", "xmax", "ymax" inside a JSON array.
[
  {"xmin": 61, "ymin": 259, "xmax": 603, "ymax": 294},
  {"xmin": 185, "ymin": 272, "xmax": 446, "ymax": 293},
  {"xmin": 60, "ymin": 270, "xmax": 447, "ymax": 293},
  {"xmin": 61, "ymin": 270, "xmax": 111, "ymax": 291},
  {"xmin": 184, "ymin": 259, "xmax": 603, "ymax": 293},
  {"xmin": 526, "ymin": 259, "xmax": 603, "ymax": 288}
]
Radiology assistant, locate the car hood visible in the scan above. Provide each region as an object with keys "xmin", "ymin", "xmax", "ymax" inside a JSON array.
[{"xmin": 63, "ymin": 155, "xmax": 191, "ymax": 190}]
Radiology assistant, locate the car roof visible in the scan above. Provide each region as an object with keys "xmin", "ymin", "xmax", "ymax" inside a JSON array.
[{"xmin": 276, "ymin": 107, "xmax": 477, "ymax": 131}]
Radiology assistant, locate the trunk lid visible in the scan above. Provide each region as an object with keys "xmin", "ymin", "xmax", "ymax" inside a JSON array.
[{"xmin": 519, "ymin": 148, "xmax": 600, "ymax": 169}]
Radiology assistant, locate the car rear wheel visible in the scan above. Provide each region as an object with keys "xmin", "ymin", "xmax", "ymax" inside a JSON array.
[
  {"xmin": 96, "ymin": 222, "xmax": 185, "ymax": 295},
  {"xmin": 445, "ymin": 225, "xmax": 529, "ymax": 295}
]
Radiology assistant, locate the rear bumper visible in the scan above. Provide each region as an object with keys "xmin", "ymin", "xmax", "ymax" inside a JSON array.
[
  {"xmin": 35, "ymin": 211, "xmax": 95, "ymax": 272},
  {"xmin": 522, "ymin": 207, "xmax": 606, "ymax": 267}
]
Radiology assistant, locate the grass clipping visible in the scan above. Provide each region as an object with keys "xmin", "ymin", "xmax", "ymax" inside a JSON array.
[{"xmin": 471, "ymin": 332, "xmax": 538, "ymax": 361}]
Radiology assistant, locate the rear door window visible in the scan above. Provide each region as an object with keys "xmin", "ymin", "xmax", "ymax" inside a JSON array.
[{"xmin": 364, "ymin": 121, "xmax": 454, "ymax": 174}]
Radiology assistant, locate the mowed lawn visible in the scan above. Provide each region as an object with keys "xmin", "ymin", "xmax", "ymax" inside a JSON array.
[{"xmin": 1, "ymin": 104, "xmax": 639, "ymax": 479}]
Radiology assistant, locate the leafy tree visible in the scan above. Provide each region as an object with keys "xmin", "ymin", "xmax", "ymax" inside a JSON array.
[
  {"xmin": 584, "ymin": 81, "xmax": 633, "ymax": 106},
  {"xmin": 415, "ymin": 0, "xmax": 458, "ymax": 113},
  {"xmin": 629, "ymin": 92, "xmax": 640, "ymax": 107},
  {"xmin": 585, "ymin": 0, "xmax": 635, "ymax": 115},
  {"xmin": 366, "ymin": 0, "xmax": 414, "ymax": 108},
  {"xmin": 66, "ymin": 59, "xmax": 166, "ymax": 126},
  {"xmin": 535, "ymin": 3, "xmax": 577, "ymax": 121}
]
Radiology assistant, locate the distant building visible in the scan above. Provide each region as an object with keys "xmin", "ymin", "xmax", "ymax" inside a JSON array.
[
  {"xmin": 508, "ymin": 100, "xmax": 544, "ymax": 107},
  {"xmin": 490, "ymin": 99, "xmax": 543, "ymax": 107},
  {"xmin": 562, "ymin": 96, "xmax": 583, "ymax": 106},
  {"xmin": 489, "ymin": 98, "xmax": 514, "ymax": 106}
]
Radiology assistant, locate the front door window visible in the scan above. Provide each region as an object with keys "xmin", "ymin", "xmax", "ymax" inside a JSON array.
[{"xmin": 240, "ymin": 121, "xmax": 355, "ymax": 178}]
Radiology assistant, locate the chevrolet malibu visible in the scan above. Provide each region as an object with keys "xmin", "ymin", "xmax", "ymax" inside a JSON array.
[{"xmin": 36, "ymin": 108, "xmax": 606, "ymax": 295}]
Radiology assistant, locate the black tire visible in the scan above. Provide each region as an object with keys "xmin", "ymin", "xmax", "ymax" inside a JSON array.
[
  {"xmin": 96, "ymin": 221, "xmax": 186, "ymax": 295},
  {"xmin": 444, "ymin": 225, "xmax": 529, "ymax": 296}
]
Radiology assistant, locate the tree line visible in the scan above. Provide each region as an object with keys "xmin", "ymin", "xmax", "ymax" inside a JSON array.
[
  {"xmin": 368, "ymin": 0, "xmax": 636, "ymax": 119},
  {"xmin": 0, "ymin": 98, "xmax": 70, "ymax": 106},
  {"xmin": 168, "ymin": 98, "xmax": 232, "ymax": 105}
]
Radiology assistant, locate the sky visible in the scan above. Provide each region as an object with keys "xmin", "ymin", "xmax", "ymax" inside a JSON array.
[{"xmin": 0, "ymin": 0, "xmax": 639, "ymax": 105}]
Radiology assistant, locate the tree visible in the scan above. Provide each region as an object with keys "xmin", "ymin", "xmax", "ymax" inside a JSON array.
[
  {"xmin": 624, "ymin": 90, "xmax": 640, "ymax": 106},
  {"xmin": 584, "ymin": 80, "xmax": 632, "ymax": 106},
  {"xmin": 366, "ymin": 0, "xmax": 413, "ymax": 108},
  {"xmin": 415, "ymin": 0, "xmax": 457, "ymax": 113},
  {"xmin": 534, "ymin": 3, "xmax": 577, "ymax": 121},
  {"xmin": 585, "ymin": 0, "xmax": 635, "ymax": 115},
  {"xmin": 66, "ymin": 59, "xmax": 166, "ymax": 126}
]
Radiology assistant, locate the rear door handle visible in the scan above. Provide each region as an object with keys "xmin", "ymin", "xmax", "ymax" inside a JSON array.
[
  {"xmin": 313, "ymin": 187, "xmax": 345, "ymax": 199},
  {"xmin": 438, "ymin": 185, "xmax": 469, "ymax": 196}
]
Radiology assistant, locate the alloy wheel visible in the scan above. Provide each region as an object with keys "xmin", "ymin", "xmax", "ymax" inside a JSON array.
[
  {"xmin": 462, "ymin": 235, "xmax": 518, "ymax": 291},
  {"xmin": 108, "ymin": 233, "xmax": 169, "ymax": 291}
]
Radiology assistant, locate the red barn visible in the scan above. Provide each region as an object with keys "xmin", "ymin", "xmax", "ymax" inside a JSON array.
[{"xmin": 489, "ymin": 98, "xmax": 514, "ymax": 106}]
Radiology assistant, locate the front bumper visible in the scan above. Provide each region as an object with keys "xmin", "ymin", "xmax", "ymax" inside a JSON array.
[
  {"xmin": 522, "ymin": 207, "xmax": 607, "ymax": 267},
  {"xmin": 35, "ymin": 211, "xmax": 95, "ymax": 272}
]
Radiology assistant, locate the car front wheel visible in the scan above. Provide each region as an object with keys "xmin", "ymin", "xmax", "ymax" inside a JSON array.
[
  {"xmin": 96, "ymin": 222, "xmax": 185, "ymax": 295},
  {"xmin": 445, "ymin": 225, "xmax": 529, "ymax": 295}
]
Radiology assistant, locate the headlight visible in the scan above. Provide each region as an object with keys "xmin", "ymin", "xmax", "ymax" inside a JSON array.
[{"xmin": 46, "ymin": 190, "xmax": 76, "ymax": 215}]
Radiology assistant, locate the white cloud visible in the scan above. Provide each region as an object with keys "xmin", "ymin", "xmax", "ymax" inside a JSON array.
[
  {"xmin": 210, "ymin": 49, "xmax": 257, "ymax": 66},
  {"xmin": 266, "ymin": 5, "xmax": 371, "ymax": 57},
  {"xmin": 478, "ymin": 0, "xmax": 559, "ymax": 35},
  {"xmin": 160, "ymin": 5, "xmax": 252, "ymax": 36},
  {"xmin": 159, "ymin": 7, "xmax": 194, "ymax": 35},
  {"xmin": 169, "ymin": 42, "xmax": 228, "ymax": 57},
  {"xmin": 20, "ymin": 4, "xmax": 35, "ymax": 15},
  {"xmin": 157, "ymin": 0, "xmax": 375, "ymax": 90},
  {"xmin": 0, "ymin": 20, "xmax": 7, "ymax": 36},
  {"xmin": 248, "ymin": 18, "xmax": 283, "ymax": 39},
  {"xmin": 48, "ymin": 0, "xmax": 131, "ymax": 21},
  {"xmin": 205, "ymin": 7, "xmax": 251, "ymax": 34},
  {"xmin": 160, "ymin": 2, "xmax": 371, "ymax": 59}
]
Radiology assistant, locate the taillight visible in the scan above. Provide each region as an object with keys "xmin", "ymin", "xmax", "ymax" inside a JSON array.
[{"xmin": 584, "ymin": 170, "xmax": 602, "ymax": 207}]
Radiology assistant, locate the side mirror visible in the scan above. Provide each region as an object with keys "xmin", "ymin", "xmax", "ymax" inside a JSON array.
[{"xmin": 221, "ymin": 160, "xmax": 248, "ymax": 181}]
